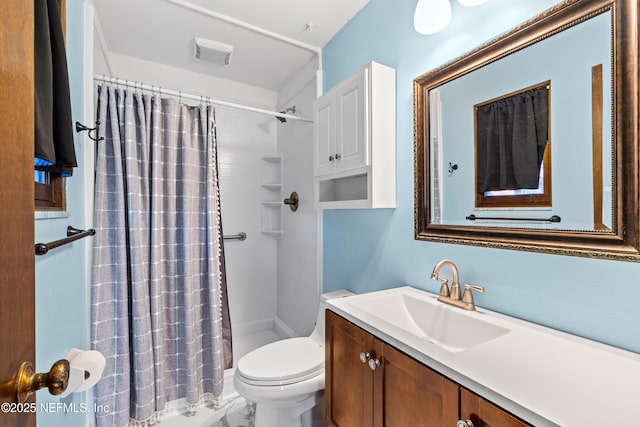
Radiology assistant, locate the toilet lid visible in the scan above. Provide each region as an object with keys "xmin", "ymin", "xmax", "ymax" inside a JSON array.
[{"xmin": 237, "ymin": 337, "xmax": 324, "ymax": 385}]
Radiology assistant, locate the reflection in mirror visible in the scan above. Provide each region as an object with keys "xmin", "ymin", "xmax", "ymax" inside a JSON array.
[
  {"xmin": 474, "ymin": 82, "xmax": 551, "ymax": 210},
  {"xmin": 430, "ymin": 10, "xmax": 611, "ymax": 230},
  {"xmin": 414, "ymin": 0, "xmax": 640, "ymax": 261}
]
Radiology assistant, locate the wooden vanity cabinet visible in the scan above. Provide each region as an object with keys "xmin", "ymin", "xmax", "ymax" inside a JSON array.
[
  {"xmin": 460, "ymin": 388, "xmax": 531, "ymax": 427},
  {"xmin": 326, "ymin": 310, "xmax": 458, "ymax": 426},
  {"xmin": 376, "ymin": 339, "xmax": 460, "ymax": 426},
  {"xmin": 325, "ymin": 308, "xmax": 375, "ymax": 426},
  {"xmin": 326, "ymin": 310, "xmax": 532, "ymax": 427}
]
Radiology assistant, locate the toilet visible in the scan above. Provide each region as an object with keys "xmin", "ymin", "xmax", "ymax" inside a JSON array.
[{"xmin": 233, "ymin": 289, "xmax": 354, "ymax": 427}]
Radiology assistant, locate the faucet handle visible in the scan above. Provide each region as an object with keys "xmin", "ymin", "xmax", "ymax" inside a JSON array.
[
  {"xmin": 437, "ymin": 278, "xmax": 450, "ymax": 297},
  {"xmin": 462, "ymin": 285, "xmax": 485, "ymax": 309},
  {"xmin": 464, "ymin": 285, "xmax": 485, "ymax": 293}
]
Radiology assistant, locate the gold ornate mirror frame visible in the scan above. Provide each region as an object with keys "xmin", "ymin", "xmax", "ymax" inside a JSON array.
[{"xmin": 414, "ymin": 0, "xmax": 640, "ymax": 261}]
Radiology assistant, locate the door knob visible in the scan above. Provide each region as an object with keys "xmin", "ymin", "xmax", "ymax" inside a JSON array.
[{"xmin": 0, "ymin": 360, "xmax": 70, "ymax": 403}]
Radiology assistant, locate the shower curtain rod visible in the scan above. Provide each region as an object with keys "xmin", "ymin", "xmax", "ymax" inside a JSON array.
[{"xmin": 93, "ymin": 75, "xmax": 313, "ymax": 123}]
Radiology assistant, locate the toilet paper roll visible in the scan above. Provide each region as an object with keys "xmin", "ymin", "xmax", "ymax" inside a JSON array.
[
  {"xmin": 58, "ymin": 365, "xmax": 87, "ymax": 398},
  {"xmin": 59, "ymin": 348, "xmax": 106, "ymax": 395}
]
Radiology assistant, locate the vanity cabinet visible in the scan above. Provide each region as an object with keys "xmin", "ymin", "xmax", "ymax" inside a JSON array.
[
  {"xmin": 460, "ymin": 388, "xmax": 531, "ymax": 427},
  {"xmin": 325, "ymin": 310, "xmax": 532, "ymax": 427},
  {"xmin": 324, "ymin": 308, "xmax": 375, "ymax": 426},
  {"xmin": 313, "ymin": 61, "xmax": 396, "ymax": 209}
]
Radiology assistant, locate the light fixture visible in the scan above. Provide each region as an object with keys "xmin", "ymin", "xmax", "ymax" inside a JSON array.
[
  {"xmin": 413, "ymin": 0, "xmax": 452, "ymax": 35},
  {"xmin": 193, "ymin": 37, "xmax": 233, "ymax": 66},
  {"xmin": 457, "ymin": 0, "xmax": 488, "ymax": 6}
]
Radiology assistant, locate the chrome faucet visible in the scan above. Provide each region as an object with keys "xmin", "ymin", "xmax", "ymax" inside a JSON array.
[{"xmin": 430, "ymin": 260, "xmax": 485, "ymax": 311}]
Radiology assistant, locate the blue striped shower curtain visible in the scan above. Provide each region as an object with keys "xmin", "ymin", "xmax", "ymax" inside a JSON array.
[{"xmin": 91, "ymin": 84, "xmax": 232, "ymax": 426}]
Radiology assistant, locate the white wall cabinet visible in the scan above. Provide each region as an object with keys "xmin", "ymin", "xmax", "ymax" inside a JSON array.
[
  {"xmin": 313, "ymin": 61, "xmax": 396, "ymax": 209},
  {"xmin": 260, "ymin": 155, "xmax": 283, "ymax": 237}
]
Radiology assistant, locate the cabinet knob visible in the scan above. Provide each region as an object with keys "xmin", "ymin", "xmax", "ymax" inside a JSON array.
[
  {"xmin": 359, "ymin": 352, "xmax": 371, "ymax": 363},
  {"xmin": 329, "ymin": 154, "xmax": 334, "ymax": 162},
  {"xmin": 368, "ymin": 358, "xmax": 381, "ymax": 371},
  {"xmin": 457, "ymin": 420, "xmax": 474, "ymax": 427},
  {"xmin": 335, "ymin": 153, "xmax": 341, "ymax": 160}
]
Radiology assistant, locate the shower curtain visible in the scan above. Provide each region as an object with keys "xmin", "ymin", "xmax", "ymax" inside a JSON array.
[{"xmin": 91, "ymin": 84, "xmax": 232, "ymax": 427}]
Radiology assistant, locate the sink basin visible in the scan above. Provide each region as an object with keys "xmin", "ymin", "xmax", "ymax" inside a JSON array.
[{"xmin": 346, "ymin": 288, "xmax": 510, "ymax": 353}]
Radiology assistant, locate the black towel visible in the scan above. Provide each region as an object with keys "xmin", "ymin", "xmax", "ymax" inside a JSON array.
[{"xmin": 34, "ymin": 0, "xmax": 77, "ymax": 176}]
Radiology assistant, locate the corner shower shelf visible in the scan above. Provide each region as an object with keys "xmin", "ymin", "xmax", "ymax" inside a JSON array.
[{"xmin": 260, "ymin": 156, "xmax": 283, "ymax": 237}]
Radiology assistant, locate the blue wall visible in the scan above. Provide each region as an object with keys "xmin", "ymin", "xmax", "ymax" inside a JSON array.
[
  {"xmin": 322, "ymin": 0, "xmax": 640, "ymax": 354},
  {"xmin": 34, "ymin": 0, "xmax": 89, "ymax": 425}
]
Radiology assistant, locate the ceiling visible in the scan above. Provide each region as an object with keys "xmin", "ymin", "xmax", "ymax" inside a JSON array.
[{"xmin": 93, "ymin": 0, "xmax": 370, "ymax": 91}]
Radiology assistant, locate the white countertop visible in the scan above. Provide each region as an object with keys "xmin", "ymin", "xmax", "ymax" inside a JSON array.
[{"xmin": 327, "ymin": 286, "xmax": 640, "ymax": 427}]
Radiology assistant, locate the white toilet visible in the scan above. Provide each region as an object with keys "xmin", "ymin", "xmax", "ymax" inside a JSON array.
[{"xmin": 233, "ymin": 289, "xmax": 354, "ymax": 427}]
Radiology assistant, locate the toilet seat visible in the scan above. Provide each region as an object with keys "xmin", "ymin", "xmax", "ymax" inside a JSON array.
[{"xmin": 236, "ymin": 337, "xmax": 324, "ymax": 386}]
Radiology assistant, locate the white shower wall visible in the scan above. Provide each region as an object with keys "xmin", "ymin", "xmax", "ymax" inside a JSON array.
[{"xmin": 276, "ymin": 60, "xmax": 321, "ymax": 337}]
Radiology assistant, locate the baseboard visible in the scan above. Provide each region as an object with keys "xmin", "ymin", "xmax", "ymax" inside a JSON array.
[
  {"xmin": 232, "ymin": 317, "xmax": 297, "ymax": 339},
  {"xmin": 273, "ymin": 317, "xmax": 297, "ymax": 339}
]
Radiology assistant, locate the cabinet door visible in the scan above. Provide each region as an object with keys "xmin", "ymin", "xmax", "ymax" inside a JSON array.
[
  {"xmin": 375, "ymin": 342, "xmax": 459, "ymax": 427},
  {"xmin": 326, "ymin": 311, "xmax": 375, "ymax": 427},
  {"xmin": 460, "ymin": 388, "xmax": 533, "ymax": 427},
  {"xmin": 314, "ymin": 91, "xmax": 336, "ymax": 176},
  {"xmin": 336, "ymin": 68, "xmax": 369, "ymax": 172}
]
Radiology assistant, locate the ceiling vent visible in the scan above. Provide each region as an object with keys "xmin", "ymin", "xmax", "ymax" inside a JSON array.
[{"xmin": 193, "ymin": 37, "xmax": 233, "ymax": 66}]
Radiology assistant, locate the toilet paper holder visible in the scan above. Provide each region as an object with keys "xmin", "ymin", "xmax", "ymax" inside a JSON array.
[{"xmin": 0, "ymin": 359, "xmax": 70, "ymax": 403}]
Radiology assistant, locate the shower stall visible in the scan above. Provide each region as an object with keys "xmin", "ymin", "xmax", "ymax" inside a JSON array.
[{"xmin": 93, "ymin": 38, "xmax": 320, "ymax": 424}]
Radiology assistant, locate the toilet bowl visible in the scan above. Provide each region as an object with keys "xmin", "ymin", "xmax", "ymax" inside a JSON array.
[{"xmin": 233, "ymin": 289, "xmax": 354, "ymax": 427}]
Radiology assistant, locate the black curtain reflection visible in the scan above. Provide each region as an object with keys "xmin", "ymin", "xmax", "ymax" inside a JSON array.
[{"xmin": 476, "ymin": 86, "xmax": 548, "ymax": 193}]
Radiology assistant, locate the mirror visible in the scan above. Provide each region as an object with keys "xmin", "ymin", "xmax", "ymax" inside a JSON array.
[{"xmin": 414, "ymin": 0, "xmax": 640, "ymax": 261}]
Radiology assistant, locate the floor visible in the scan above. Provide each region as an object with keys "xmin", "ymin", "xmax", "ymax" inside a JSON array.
[
  {"xmin": 155, "ymin": 328, "xmax": 280, "ymax": 427},
  {"xmin": 152, "ymin": 395, "xmax": 255, "ymax": 427},
  {"xmin": 212, "ymin": 399, "xmax": 256, "ymax": 427}
]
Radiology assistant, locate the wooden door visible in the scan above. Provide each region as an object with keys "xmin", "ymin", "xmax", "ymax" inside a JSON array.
[
  {"xmin": 375, "ymin": 342, "xmax": 459, "ymax": 427},
  {"xmin": 0, "ymin": 0, "xmax": 37, "ymax": 426},
  {"xmin": 325, "ymin": 310, "xmax": 375, "ymax": 427},
  {"xmin": 460, "ymin": 388, "xmax": 533, "ymax": 427}
]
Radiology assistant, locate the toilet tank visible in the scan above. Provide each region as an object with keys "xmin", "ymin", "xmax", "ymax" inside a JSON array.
[{"xmin": 309, "ymin": 289, "xmax": 354, "ymax": 345}]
